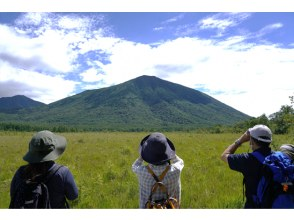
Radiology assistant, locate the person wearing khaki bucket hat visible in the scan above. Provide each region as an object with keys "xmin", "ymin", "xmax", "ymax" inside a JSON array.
[
  {"xmin": 221, "ymin": 124, "xmax": 273, "ymax": 208},
  {"xmin": 132, "ymin": 132, "xmax": 184, "ymax": 208},
  {"xmin": 10, "ymin": 130, "xmax": 78, "ymax": 208},
  {"xmin": 23, "ymin": 130, "xmax": 67, "ymax": 163}
]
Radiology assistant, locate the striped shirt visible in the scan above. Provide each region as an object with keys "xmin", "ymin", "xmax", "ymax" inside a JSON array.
[{"xmin": 132, "ymin": 155, "xmax": 184, "ymax": 208}]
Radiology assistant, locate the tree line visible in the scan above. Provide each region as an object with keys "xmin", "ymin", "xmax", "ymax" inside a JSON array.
[
  {"xmin": 1, "ymin": 96, "xmax": 293, "ymax": 134},
  {"xmin": 232, "ymin": 96, "xmax": 294, "ymax": 134}
]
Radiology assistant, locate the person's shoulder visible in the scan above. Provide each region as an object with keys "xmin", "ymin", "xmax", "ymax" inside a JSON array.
[
  {"xmin": 15, "ymin": 164, "xmax": 27, "ymax": 175},
  {"xmin": 11, "ymin": 165, "xmax": 28, "ymax": 183},
  {"xmin": 227, "ymin": 153, "xmax": 253, "ymax": 172},
  {"xmin": 52, "ymin": 163, "xmax": 71, "ymax": 175},
  {"xmin": 228, "ymin": 152, "xmax": 252, "ymax": 167}
]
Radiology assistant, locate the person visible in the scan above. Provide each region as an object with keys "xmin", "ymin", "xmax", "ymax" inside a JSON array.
[
  {"xmin": 254, "ymin": 143, "xmax": 294, "ymax": 208},
  {"xmin": 10, "ymin": 130, "xmax": 78, "ymax": 208},
  {"xmin": 280, "ymin": 144, "xmax": 294, "ymax": 160},
  {"xmin": 132, "ymin": 132, "xmax": 184, "ymax": 208},
  {"xmin": 220, "ymin": 124, "xmax": 273, "ymax": 208}
]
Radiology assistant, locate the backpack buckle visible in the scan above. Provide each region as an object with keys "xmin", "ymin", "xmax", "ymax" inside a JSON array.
[{"xmin": 281, "ymin": 180, "xmax": 293, "ymax": 192}]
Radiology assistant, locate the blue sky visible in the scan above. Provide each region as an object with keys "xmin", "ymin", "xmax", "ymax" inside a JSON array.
[{"xmin": 0, "ymin": 10, "xmax": 293, "ymax": 117}]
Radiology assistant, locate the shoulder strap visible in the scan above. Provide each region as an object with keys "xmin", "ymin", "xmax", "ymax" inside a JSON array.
[
  {"xmin": 252, "ymin": 151, "xmax": 266, "ymax": 164},
  {"xmin": 244, "ymin": 151, "xmax": 266, "ymax": 206},
  {"xmin": 147, "ymin": 165, "xmax": 170, "ymax": 182},
  {"xmin": 43, "ymin": 164, "xmax": 70, "ymax": 208},
  {"xmin": 159, "ymin": 166, "xmax": 170, "ymax": 181},
  {"xmin": 43, "ymin": 164, "xmax": 63, "ymax": 183},
  {"xmin": 147, "ymin": 165, "xmax": 170, "ymax": 194},
  {"xmin": 146, "ymin": 165, "xmax": 160, "ymax": 182}
]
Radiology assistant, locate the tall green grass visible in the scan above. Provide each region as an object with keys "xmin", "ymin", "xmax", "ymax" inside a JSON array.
[{"xmin": 0, "ymin": 131, "xmax": 293, "ymax": 208}]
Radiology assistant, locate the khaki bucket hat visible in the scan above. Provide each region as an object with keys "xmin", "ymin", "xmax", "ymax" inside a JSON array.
[
  {"xmin": 23, "ymin": 130, "xmax": 67, "ymax": 163},
  {"xmin": 280, "ymin": 144, "xmax": 294, "ymax": 160}
]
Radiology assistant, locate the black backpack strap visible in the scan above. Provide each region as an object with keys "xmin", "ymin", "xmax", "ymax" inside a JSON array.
[
  {"xmin": 43, "ymin": 164, "xmax": 70, "ymax": 208},
  {"xmin": 43, "ymin": 164, "xmax": 63, "ymax": 183}
]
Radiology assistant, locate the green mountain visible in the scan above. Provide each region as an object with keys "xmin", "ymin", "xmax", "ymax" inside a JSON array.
[
  {"xmin": 0, "ymin": 95, "xmax": 45, "ymax": 113},
  {"xmin": 0, "ymin": 75, "xmax": 250, "ymax": 131}
]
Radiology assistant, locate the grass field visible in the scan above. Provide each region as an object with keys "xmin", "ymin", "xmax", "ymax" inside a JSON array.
[{"xmin": 0, "ymin": 131, "xmax": 293, "ymax": 209}]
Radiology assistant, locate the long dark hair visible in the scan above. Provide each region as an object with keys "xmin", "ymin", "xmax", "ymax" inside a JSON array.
[{"xmin": 23, "ymin": 161, "xmax": 54, "ymax": 180}]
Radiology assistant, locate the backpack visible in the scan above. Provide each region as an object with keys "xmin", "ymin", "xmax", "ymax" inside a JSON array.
[
  {"xmin": 252, "ymin": 151, "xmax": 294, "ymax": 208},
  {"xmin": 144, "ymin": 165, "xmax": 179, "ymax": 209},
  {"xmin": 9, "ymin": 164, "xmax": 63, "ymax": 209}
]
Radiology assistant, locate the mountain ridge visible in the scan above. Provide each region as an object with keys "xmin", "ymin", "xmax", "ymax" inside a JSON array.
[
  {"xmin": 0, "ymin": 95, "xmax": 46, "ymax": 113},
  {"xmin": 0, "ymin": 75, "xmax": 251, "ymax": 131}
]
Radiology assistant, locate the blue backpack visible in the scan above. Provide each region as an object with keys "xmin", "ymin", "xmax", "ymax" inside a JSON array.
[{"xmin": 252, "ymin": 151, "xmax": 294, "ymax": 208}]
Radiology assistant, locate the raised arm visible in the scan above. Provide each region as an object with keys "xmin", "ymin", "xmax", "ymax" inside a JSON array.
[{"xmin": 221, "ymin": 131, "xmax": 250, "ymax": 163}]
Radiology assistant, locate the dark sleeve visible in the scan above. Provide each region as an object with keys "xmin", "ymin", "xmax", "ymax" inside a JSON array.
[
  {"xmin": 10, "ymin": 167, "xmax": 23, "ymax": 198},
  {"xmin": 228, "ymin": 153, "xmax": 250, "ymax": 174},
  {"xmin": 10, "ymin": 171, "xmax": 17, "ymax": 198},
  {"xmin": 63, "ymin": 169, "xmax": 79, "ymax": 200}
]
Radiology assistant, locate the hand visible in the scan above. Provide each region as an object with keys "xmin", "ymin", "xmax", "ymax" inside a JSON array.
[{"xmin": 239, "ymin": 130, "xmax": 250, "ymax": 144}]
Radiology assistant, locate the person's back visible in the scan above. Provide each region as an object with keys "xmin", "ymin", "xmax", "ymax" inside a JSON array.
[
  {"xmin": 132, "ymin": 132, "xmax": 184, "ymax": 208},
  {"xmin": 220, "ymin": 124, "xmax": 273, "ymax": 208},
  {"xmin": 10, "ymin": 130, "xmax": 78, "ymax": 209}
]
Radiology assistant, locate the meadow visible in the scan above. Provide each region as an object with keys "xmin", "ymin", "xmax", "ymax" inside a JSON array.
[{"xmin": 0, "ymin": 131, "xmax": 293, "ymax": 209}]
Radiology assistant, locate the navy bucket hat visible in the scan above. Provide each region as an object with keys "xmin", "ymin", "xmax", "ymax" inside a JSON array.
[{"xmin": 140, "ymin": 132, "xmax": 175, "ymax": 165}]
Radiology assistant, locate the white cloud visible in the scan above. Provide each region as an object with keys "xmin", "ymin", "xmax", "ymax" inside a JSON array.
[
  {"xmin": 254, "ymin": 23, "xmax": 283, "ymax": 38},
  {"xmin": 0, "ymin": 23, "xmax": 76, "ymax": 74},
  {"xmin": 0, "ymin": 13, "xmax": 110, "ymax": 101},
  {"xmin": 0, "ymin": 61, "xmax": 77, "ymax": 103},
  {"xmin": 200, "ymin": 17, "xmax": 234, "ymax": 31},
  {"xmin": 199, "ymin": 13, "xmax": 251, "ymax": 34},
  {"xmin": 162, "ymin": 13, "xmax": 185, "ymax": 24},
  {"xmin": 80, "ymin": 68, "xmax": 103, "ymax": 82},
  {"xmin": 86, "ymin": 34, "xmax": 294, "ymax": 117},
  {"xmin": 0, "ymin": 12, "xmax": 293, "ymax": 118}
]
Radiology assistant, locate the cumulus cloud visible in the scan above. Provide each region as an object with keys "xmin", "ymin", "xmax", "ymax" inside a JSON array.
[
  {"xmin": 0, "ymin": 61, "xmax": 77, "ymax": 103},
  {"xmin": 0, "ymin": 12, "xmax": 293, "ymax": 117},
  {"xmin": 0, "ymin": 13, "xmax": 107, "ymax": 102},
  {"xmin": 88, "ymin": 31, "xmax": 293, "ymax": 116}
]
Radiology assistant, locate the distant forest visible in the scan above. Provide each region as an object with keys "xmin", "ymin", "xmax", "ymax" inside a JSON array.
[{"xmin": 0, "ymin": 102, "xmax": 293, "ymax": 134}]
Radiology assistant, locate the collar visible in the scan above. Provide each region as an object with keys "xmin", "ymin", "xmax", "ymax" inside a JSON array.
[{"xmin": 253, "ymin": 146, "xmax": 272, "ymax": 156}]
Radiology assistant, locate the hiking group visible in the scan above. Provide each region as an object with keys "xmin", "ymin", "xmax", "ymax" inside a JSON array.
[{"xmin": 8, "ymin": 125, "xmax": 294, "ymax": 209}]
